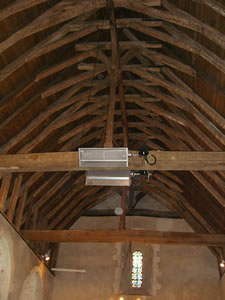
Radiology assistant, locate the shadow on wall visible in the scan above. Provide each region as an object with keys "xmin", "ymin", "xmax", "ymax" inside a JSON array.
[{"xmin": 0, "ymin": 213, "xmax": 53, "ymax": 300}]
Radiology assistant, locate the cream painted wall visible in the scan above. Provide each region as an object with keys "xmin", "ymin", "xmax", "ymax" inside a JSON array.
[
  {"xmin": 0, "ymin": 214, "xmax": 53, "ymax": 300},
  {"xmin": 220, "ymin": 274, "xmax": 225, "ymax": 300},
  {"xmin": 50, "ymin": 216, "xmax": 220, "ymax": 300}
]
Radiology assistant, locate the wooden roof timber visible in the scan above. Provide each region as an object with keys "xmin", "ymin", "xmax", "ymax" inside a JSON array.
[
  {"xmin": 132, "ymin": 97, "xmax": 224, "ymax": 231},
  {"xmin": 160, "ymin": 70, "xmax": 225, "ymax": 198},
  {"xmin": 144, "ymin": 180, "xmax": 222, "ymax": 244},
  {"xmin": 129, "ymin": 22, "xmax": 225, "ymax": 76},
  {"xmin": 0, "ymin": 82, "xmax": 108, "ymax": 154},
  {"xmin": 192, "ymin": 0, "xmax": 225, "ymax": 17},
  {"xmin": 0, "ymin": 0, "xmax": 49, "ymax": 22},
  {"xmin": 0, "ymin": 151, "xmax": 224, "ymax": 173},
  {"xmin": 124, "ymin": 67, "xmax": 225, "ymax": 134},
  {"xmin": 65, "ymin": 188, "xmax": 121, "ymax": 228},
  {"xmin": 1, "ymin": 0, "xmax": 223, "ymax": 54},
  {"xmin": 75, "ymin": 41, "xmax": 163, "ymax": 51},
  {"xmin": 104, "ymin": 0, "xmax": 128, "ymax": 147},
  {"xmin": 68, "ymin": 18, "xmax": 162, "ymax": 31},
  {"xmin": 50, "ymin": 186, "xmax": 104, "ymax": 229},
  {"xmin": 21, "ymin": 229, "xmax": 225, "ymax": 246},
  {"xmin": 0, "ymin": 174, "xmax": 12, "ymax": 212},
  {"xmin": 148, "ymin": 70, "xmax": 225, "ymax": 206},
  {"xmin": 0, "ymin": 0, "xmax": 224, "ymax": 264},
  {"xmin": 127, "ymin": 1, "xmax": 225, "ymax": 49},
  {"xmin": 6, "ymin": 174, "xmax": 23, "ymax": 222},
  {"xmin": 82, "ymin": 208, "xmax": 181, "ymax": 218},
  {"xmin": 0, "ymin": 0, "xmax": 224, "ymax": 84}
]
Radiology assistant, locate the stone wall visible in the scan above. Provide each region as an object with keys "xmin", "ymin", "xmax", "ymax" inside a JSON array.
[
  {"xmin": 0, "ymin": 213, "xmax": 53, "ymax": 300},
  {"xmin": 50, "ymin": 216, "xmax": 220, "ymax": 300}
]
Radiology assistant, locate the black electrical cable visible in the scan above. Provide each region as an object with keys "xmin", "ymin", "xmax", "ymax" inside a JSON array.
[{"xmin": 144, "ymin": 154, "xmax": 157, "ymax": 166}]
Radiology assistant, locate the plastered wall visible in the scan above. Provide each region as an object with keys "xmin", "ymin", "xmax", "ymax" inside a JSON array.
[
  {"xmin": 0, "ymin": 213, "xmax": 53, "ymax": 300},
  {"xmin": 50, "ymin": 216, "xmax": 220, "ymax": 300},
  {"xmin": 220, "ymin": 274, "xmax": 225, "ymax": 300}
]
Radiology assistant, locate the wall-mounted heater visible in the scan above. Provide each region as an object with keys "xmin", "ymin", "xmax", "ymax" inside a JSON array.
[
  {"xmin": 86, "ymin": 170, "xmax": 131, "ymax": 186},
  {"xmin": 79, "ymin": 148, "xmax": 128, "ymax": 168}
]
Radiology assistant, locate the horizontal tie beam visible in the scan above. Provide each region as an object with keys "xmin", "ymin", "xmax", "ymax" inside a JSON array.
[
  {"xmin": 0, "ymin": 151, "xmax": 224, "ymax": 172},
  {"xmin": 22, "ymin": 229, "xmax": 225, "ymax": 246}
]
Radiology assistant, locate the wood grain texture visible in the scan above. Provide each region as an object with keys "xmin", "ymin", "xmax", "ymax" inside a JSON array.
[{"xmin": 22, "ymin": 229, "xmax": 225, "ymax": 246}]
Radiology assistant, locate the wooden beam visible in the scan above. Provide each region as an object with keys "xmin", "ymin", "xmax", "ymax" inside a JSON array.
[
  {"xmin": 0, "ymin": 0, "xmax": 48, "ymax": 22},
  {"xmin": 119, "ymin": 187, "xmax": 127, "ymax": 229},
  {"xmin": 15, "ymin": 187, "xmax": 28, "ymax": 230},
  {"xmin": 192, "ymin": 0, "xmax": 225, "ymax": 17},
  {"xmin": 104, "ymin": 83, "xmax": 117, "ymax": 147},
  {"xmin": 69, "ymin": 18, "xmax": 162, "ymax": 31},
  {"xmin": 0, "ymin": 174, "xmax": 12, "ymax": 211},
  {"xmin": 127, "ymin": 1, "xmax": 225, "ymax": 49},
  {"xmin": 129, "ymin": 22, "xmax": 225, "ymax": 75},
  {"xmin": 0, "ymin": 151, "xmax": 224, "ymax": 172},
  {"xmin": 7, "ymin": 174, "xmax": 23, "ymax": 222},
  {"xmin": 22, "ymin": 229, "xmax": 225, "ymax": 246},
  {"xmin": 125, "ymin": 66, "xmax": 225, "ymax": 140},
  {"xmin": 75, "ymin": 41, "xmax": 162, "ymax": 51},
  {"xmin": 83, "ymin": 208, "xmax": 181, "ymax": 219}
]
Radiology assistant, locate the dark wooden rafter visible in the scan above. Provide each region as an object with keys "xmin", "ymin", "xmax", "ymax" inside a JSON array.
[
  {"xmin": 7, "ymin": 174, "xmax": 23, "ymax": 222},
  {"xmin": 192, "ymin": 0, "xmax": 225, "ymax": 17},
  {"xmin": 15, "ymin": 187, "xmax": 28, "ymax": 230},
  {"xmin": 160, "ymin": 69, "xmax": 225, "ymax": 204},
  {"xmin": 0, "ymin": 0, "xmax": 49, "ymax": 22},
  {"xmin": 0, "ymin": 174, "xmax": 12, "ymax": 212},
  {"xmin": 0, "ymin": 0, "xmax": 224, "ymax": 267},
  {"xmin": 128, "ymin": 22, "xmax": 225, "ymax": 75},
  {"xmin": 0, "ymin": 82, "xmax": 108, "ymax": 154},
  {"xmin": 127, "ymin": 0, "xmax": 225, "ymax": 49}
]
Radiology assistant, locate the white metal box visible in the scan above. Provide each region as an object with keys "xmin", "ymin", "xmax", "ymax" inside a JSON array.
[
  {"xmin": 79, "ymin": 148, "xmax": 128, "ymax": 168},
  {"xmin": 86, "ymin": 170, "xmax": 131, "ymax": 186}
]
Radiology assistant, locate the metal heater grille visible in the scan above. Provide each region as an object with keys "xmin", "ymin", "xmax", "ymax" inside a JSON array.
[
  {"xmin": 86, "ymin": 170, "xmax": 131, "ymax": 186},
  {"xmin": 79, "ymin": 148, "xmax": 128, "ymax": 167}
]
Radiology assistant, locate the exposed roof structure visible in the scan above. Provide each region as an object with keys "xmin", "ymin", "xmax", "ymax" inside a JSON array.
[{"xmin": 0, "ymin": 0, "xmax": 225, "ymax": 268}]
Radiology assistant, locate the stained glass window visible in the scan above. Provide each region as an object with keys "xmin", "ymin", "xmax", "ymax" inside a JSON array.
[{"xmin": 131, "ymin": 250, "xmax": 143, "ymax": 288}]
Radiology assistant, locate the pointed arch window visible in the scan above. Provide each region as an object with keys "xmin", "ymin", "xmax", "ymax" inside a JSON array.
[{"xmin": 131, "ymin": 250, "xmax": 143, "ymax": 288}]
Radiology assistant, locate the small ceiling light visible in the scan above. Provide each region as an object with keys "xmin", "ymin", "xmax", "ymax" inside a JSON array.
[
  {"xmin": 114, "ymin": 207, "xmax": 123, "ymax": 216},
  {"xmin": 45, "ymin": 255, "xmax": 50, "ymax": 261},
  {"xmin": 220, "ymin": 260, "xmax": 225, "ymax": 268},
  {"xmin": 42, "ymin": 254, "xmax": 50, "ymax": 261},
  {"xmin": 119, "ymin": 297, "xmax": 124, "ymax": 300}
]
